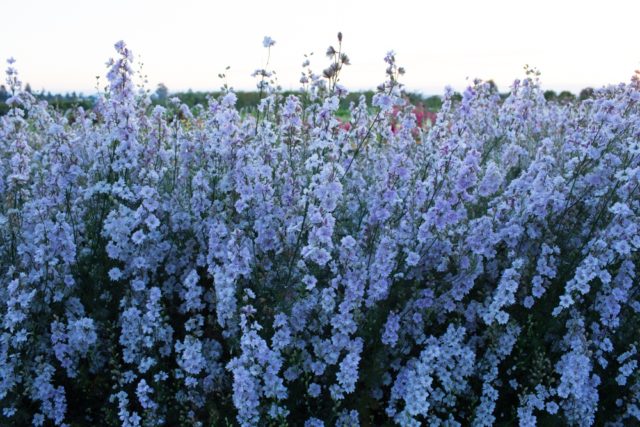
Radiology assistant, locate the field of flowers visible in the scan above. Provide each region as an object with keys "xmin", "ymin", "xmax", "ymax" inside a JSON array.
[{"xmin": 1, "ymin": 38, "xmax": 639, "ymax": 426}]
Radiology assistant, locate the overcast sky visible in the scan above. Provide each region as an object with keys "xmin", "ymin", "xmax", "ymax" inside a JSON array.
[{"xmin": 2, "ymin": 0, "xmax": 638, "ymax": 95}]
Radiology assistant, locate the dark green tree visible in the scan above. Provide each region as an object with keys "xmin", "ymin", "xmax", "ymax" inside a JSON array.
[
  {"xmin": 579, "ymin": 87, "xmax": 594, "ymax": 101},
  {"xmin": 544, "ymin": 90, "xmax": 557, "ymax": 101},
  {"xmin": 154, "ymin": 83, "xmax": 169, "ymax": 103}
]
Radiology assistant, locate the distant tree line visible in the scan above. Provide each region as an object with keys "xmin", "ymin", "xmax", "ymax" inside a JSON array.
[
  {"xmin": 544, "ymin": 88, "xmax": 595, "ymax": 103},
  {"xmin": 0, "ymin": 81, "xmax": 596, "ymax": 117},
  {"xmin": 0, "ymin": 84, "xmax": 95, "ymax": 116},
  {"xmin": 150, "ymin": 84, "xmax": 444, "ymax": 116}
]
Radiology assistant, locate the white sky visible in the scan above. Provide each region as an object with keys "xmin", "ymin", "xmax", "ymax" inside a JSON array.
[{"xmin": 1, "ymin": 0, "xmax": 638, "ymax": 95}]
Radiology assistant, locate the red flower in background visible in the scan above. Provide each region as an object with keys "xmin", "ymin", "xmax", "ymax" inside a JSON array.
[
  {"xmin": 337, "ymin": 102, "xmax": 436, "ymax": 137},
  {"xmin": 337, "ymin": 118, "xmax": 352, "ymax": 131},
  {"xmin": 390, "ymin": 102, "xmax": 437, "ymax": 135}
]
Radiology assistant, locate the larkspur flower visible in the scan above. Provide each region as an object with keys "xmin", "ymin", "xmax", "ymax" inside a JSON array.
[
  {"xmin": 263, "ymin": 36, "xmax": 276, "ymax": 48},
  {"xmin": 1, "ymin": 38, "xmax": 639, "ymax": 427}
]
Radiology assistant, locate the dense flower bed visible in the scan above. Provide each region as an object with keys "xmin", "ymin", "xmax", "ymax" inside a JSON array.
[{"xmin": 1, "ymin": 39, "xmax": 639, "ymax": 426}]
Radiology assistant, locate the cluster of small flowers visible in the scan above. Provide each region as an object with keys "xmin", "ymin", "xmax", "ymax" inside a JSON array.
[{"xmin": 1, "ymin": 37, "xmax": 639, "ymax": 426}]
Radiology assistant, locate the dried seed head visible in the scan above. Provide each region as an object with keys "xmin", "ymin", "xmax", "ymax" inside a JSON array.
[{"xmin": 326, "ymin": 46, "xmax": 336, "ymax": 58}]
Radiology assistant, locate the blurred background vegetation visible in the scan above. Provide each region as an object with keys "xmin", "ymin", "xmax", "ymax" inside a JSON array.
[{"xmin": 0, "ymin": 81, "xmax": 596, "ymax": 118}]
